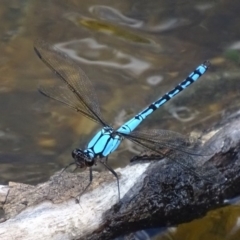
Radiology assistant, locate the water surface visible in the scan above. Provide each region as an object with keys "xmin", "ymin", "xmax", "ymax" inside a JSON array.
[{"xmin": 0, "ymin": 0, "xmax": 240, "ymax": 239}]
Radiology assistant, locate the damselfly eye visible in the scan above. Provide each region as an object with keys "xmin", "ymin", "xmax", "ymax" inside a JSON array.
[
  {"xmin": 71, "ymin": 149, "xmax": 85, "ymax": 167},
  {"xmin": 72, "ymin": 148, "xmax": 95, "ymax": 168},
  {"xmin": 72, "ymin": 148, "xmax": 81, "ymax": 159}
]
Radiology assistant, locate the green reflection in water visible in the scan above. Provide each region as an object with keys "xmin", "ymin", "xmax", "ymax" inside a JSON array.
[{"xmin": 78, "ymin": 18, "xmax": 152, "ymax": 44}]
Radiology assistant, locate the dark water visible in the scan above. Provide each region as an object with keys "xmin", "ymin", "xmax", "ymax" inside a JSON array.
[{"xmin": 0, "ymin": 0, "xmax": 240, "ymax": 239}]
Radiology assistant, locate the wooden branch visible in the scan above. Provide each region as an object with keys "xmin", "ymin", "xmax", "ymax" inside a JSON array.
[
  {"xmin": 1, "ymin": 112, "xmax": 240, "ymax": 240},
  {"xmin": 0, "ymin": 161, "xmax": 150, "ymax": 239}
]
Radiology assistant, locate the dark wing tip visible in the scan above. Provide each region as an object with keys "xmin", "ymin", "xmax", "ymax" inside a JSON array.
[
  {"xmin": 33, "ymin": 46, "xmax": 42, "ymax": 59},
  {"xmin": 37, "ymin": 86, "xmax": 47, "ymax": 97},
  {"xmin": 33, "ymin": 39, "xmax": 51, "ymax": 59}
]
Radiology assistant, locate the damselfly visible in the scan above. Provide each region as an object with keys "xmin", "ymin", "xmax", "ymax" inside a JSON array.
[{"xmin": 34, "ymin": 40, "xmax": 221, "ymax": 199}]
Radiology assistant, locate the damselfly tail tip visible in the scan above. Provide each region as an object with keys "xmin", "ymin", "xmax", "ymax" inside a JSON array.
[{"xmin": 203, "ymin": 60, "xmax": 211, "ymax": 68}]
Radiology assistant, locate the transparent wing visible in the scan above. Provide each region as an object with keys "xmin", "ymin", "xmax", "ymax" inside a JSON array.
[
  {"xmin": 124, "ymin": 129, "xmax": 225, "ymax": 183},
  {"xmin": 34, "ymin": 39, "xmax": 107, "ymax": 126},
  {"xmin": 125, "ymin": 129, "xmax": 204, "ymax": 155}
]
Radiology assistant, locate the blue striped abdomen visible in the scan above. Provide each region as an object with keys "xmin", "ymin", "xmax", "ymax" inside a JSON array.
[{"xmin": 117, "ymin": 62, "xmax": 209, "ymax": 135}]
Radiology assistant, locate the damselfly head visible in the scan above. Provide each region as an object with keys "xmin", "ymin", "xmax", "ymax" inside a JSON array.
[{"xmin": 72, "ymin": 148, "xmax": 94, "ymax": 168}]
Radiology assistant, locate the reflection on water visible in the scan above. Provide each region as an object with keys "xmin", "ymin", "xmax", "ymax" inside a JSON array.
[
  {"xmin": 0, "ymin": 0, "xmax": 240, "ymax": 239},
  {"xmin": 89, "ymin": 5, "xmax": 144, "ymax": 28},
  {"xmin": 55, "ymin": 38, "xmax": 151, "ymax": 76}
]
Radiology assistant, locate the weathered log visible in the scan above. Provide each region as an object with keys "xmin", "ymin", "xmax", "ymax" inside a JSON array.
[{"xmin": 0, "ymin": 112, "xmax": 240, "ymax": 240}]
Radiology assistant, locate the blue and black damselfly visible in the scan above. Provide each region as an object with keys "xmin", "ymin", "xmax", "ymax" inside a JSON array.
[{"xmin": 34, "ymin": 40, "xmax": 223, "ymax": 199}]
